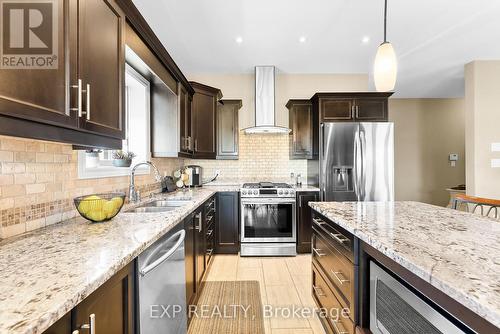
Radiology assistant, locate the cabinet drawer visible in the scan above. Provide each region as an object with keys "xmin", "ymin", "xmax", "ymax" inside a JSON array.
[
  {"xmin": 312, "ymin": 217, "xmax": 353, "ymax": 262},
  {"xmin": 312, "ymin": 228, "xmax": 355, "ymax": 316},
  {"xmin": 312, "ymin": 264, "xmax": 355, "ymax": 334}
]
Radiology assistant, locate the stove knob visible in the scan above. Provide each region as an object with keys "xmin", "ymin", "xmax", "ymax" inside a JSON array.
[
  {"xmin": 242, "ymin": 190, "xmax": 246, "ymax": 195},
  {"xmin": 253, "ymin": 190, "xmax": 258, "ymax": 195},
  {"xmin": 284, "ymin": 190, "xmax": 289, "ymax": 195},
  {"xmin": 278, "ymin": 190, "xmax": 283, "ymax": 195}
]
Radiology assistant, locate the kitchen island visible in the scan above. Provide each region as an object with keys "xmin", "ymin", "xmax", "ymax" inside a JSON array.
[{"xmin": 309, "ymin": 201, "xmax": 500, "ymax": 334}]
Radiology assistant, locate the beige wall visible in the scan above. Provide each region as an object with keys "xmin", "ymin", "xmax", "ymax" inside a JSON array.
[
  {"xmin": 188, "ymin": 73, "xmax": 368, "ymax": 129},
  {"xmin": 389, "ymin": 99, "xmax": 465, "ymax": 206},
  {"xmin": 465, "ymin": 61, "xmax": 500, "ymax": 199}
]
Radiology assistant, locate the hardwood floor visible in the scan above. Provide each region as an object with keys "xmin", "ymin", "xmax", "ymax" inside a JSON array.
[{"xmin": 205, "ymin": 254, "xmax": 325, "ymax": 334}]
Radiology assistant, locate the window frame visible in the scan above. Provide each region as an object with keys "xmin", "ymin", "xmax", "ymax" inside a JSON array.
[{"xmin": 77, "ymin": 64, "xmax": 151, "ymax": 179}]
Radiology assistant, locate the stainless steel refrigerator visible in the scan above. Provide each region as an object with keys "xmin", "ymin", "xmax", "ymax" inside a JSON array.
[{"xmin": 319, "ymin": 122, "xmax": 394, "ymax": 201}]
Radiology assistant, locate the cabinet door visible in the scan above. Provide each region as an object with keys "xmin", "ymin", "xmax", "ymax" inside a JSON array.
[
  {"xmin": 179, "ymin": 85, "xmax": 193, "ymax": 155},
  {"xmin": 192, "ymin": 92, "xmax": 217, "ymax": 159},
  {"xmin": 184, "ymin": 216, "xmax": 196, "ymax": 306},
  {"xmin": 354, "ymin": 98, "xmax": 388, "ymax": 121},
  {"xmin": 289, "ymin": 100, "xmax": 313, "ymax": 159},
  {"xmin": 217, "ymin": 100, "xmax": 241, "ymax": 159},
  {"xmin": 73, "ymin": 262, "xmax": 134, "ymax": 334},
  {"xmin": 78, "ymin": 0, "xmax": 125, "ymax": 139},
  {"xmin": 297, "ymin": 191, "xmax": 319, "ymax": 253},
  {"xmin": 194, "ymin": 211, "xmax": 205, "ymax": 290},
  {"xmin": 0, "ymin": 0, "xmax": 78, "ymax": 128},
  {"xmin": 320, "ymin": 98, "xmax": 354, "ymax": 122},
  {"xmin": 215, "ymin": 192, "xmax": 240, "ymax": 254},
  {"xmin": 41, "ymin": 312, "xmax": 71, "ymax": 334}
]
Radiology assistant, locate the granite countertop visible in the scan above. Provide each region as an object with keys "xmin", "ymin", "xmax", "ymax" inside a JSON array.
[
  {"xmin": 0, "ymin": 186, "xmax": 238, "ymax": 334},
  {"xmin": 309, "ymin": 201, "xmax": 500, "ymax": 329}
]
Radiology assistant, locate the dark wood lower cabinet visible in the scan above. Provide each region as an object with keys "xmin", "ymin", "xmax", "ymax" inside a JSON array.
[
  {"xmin": 73, "ymin": 263, "xmax": 134, "ymax": 334},
  {"xmin": 42, "ymin": 263, "xmax": 135, "ymax": 334},
  {"xmin": 215, "ymin": 192, "xmax": 240, "ymax": 254},
  {"xmin": 184, "ymin": 212, "xmax": 196, "ymax": 307},
  {"xmin": 296, "ymin": 191, "xmax": 319, "ymax": 253}
]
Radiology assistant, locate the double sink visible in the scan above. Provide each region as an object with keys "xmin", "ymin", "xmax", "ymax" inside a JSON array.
[{"xmin": 126, "ymin": 199, "xmax": 193, "ymax": 213}]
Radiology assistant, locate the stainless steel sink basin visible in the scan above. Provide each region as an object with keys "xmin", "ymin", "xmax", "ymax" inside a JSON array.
[
  {"xmin": 148, "ymin": 200, "xmax": 193, "ymax": 207},
  {"xmin": 126, "ymin": 206, "xmax": 177, "ymax": 213},
  {"xmin": 126, "ymin": 199, "xmax": 193, "ymax": 213}
]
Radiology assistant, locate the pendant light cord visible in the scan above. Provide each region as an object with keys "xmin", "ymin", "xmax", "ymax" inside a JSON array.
[{"xmin": 383, "ymin": 0, "xmax": 388, "ymax": 43}]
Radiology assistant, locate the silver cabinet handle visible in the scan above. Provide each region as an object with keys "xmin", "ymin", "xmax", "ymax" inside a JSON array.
[
  {"xmin": 85, "ymin": 83, "xmax": 90, "ymax": 120},
  {"xmin": 312, "ymin": 218, "xmax": 325, "ymax": 227},
  {"xmin": 312, "ymin": 285, "xmax": 326, "ymax": 297},
  {"xmin": 329, "ymin": 232, "xmax": 349, "ymax": 244},
  {"xmin": 70, "ymin": 79, "xmax": 83, "ymax": 117},
  {"xmin": 351, "ymin": 105, "xmax": 355, "ymax": 119},
  {"xmin": 194, "ymin": 138, "xmax": 198, "ymax": 152},
  {"xmin": 331, "ymin": 269, "xmax": 349, "ymax": 285},
  {"xmin": 80, "ymin": 313, "xmax": 95, "ymax": 334},
  {"xmin": 312, "ymin": 247, "xmax": 325, "ymax": 257},
  {"xmin": 206, "ymin": 229, "xmax": 213, "ymax": 237},
  {"xmin": 206, "ymin": 248, "xmax": 213, "ymax": 256},
  {"xmin": 72, "ymin": 331, "xmax": 80, "ymax": 334},
  {"xmin": 330, "ymin": 318, "xmax": 348, "ymax": 334},
  {"xmin": 355, "ymin": 105, "xmax": 359, "ymax": 118},
  {"xmin": 196, "ymin": 213, "xmax": 202, "ymax": 232}
]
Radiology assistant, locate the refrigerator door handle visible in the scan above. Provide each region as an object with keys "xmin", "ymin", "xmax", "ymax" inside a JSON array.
[
  {"xmin": 359, "ymin": 129, "xmax": 366, "ymax": 201},
  {"xmin": 353, "ymin": 130, "xmax": 360, "ymax": 201}
]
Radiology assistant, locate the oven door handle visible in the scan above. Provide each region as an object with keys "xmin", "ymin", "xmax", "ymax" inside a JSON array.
[{"xmin": 241, "ymin": 198, "xmax": 296, "ymax": 205}]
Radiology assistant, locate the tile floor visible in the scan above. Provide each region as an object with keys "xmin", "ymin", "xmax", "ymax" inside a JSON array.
[{"xmin": 205, "ymin": 254, "xmax": 326, "ymax": 334}]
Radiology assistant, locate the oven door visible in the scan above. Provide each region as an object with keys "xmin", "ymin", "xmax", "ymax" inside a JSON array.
[{"xmin": 241, "ymin": 197, "xmax": 296, "ymax": 243}]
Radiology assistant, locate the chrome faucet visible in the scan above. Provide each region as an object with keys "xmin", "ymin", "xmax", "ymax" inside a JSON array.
[{"xmin": 129, "ymin": 161, "xmax": 162, "ymax": 203}]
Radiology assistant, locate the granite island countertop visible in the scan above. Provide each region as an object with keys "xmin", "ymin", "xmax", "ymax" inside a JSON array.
[
  {"xmin": 309, "ymin": 201, "xmax": 500, "ymax": 329},
  {"xmin": 0, "ymin": 186, "xmax": 239, "ymax": 334}
]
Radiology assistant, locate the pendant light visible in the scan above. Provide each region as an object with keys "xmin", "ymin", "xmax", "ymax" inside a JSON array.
[{"xmin": 374, "ymin": 0, "xmax": 397, "ymax": 92}]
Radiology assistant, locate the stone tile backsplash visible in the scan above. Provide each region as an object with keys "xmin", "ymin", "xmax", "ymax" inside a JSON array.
[{"xmin": 0, "ymin": 132, "xmax": 306, "ymax": 239}]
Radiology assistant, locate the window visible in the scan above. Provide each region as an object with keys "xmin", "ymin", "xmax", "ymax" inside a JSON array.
[{"xmin": 78, "ymin": 65, "xmax": 151, "ymax": 179}]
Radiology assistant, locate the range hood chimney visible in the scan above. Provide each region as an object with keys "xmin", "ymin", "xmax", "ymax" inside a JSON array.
[{"xmin": 244, "ymin": 66, "xmax": 291, "ymax": 134}]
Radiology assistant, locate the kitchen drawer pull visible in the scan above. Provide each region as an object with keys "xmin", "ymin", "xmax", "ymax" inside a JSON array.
[
  {"xmin": 312, "ymin": 285, "xmax": 326, "ymax": 297},
  {"xmin": 313, "ymin": 218, "xmax": 325, "ymax": 227},
  {"xmin": 331, "ymin": 270, "xmax": 349, "ymax": 285},
  {"xmin": 312, "ymin": 247, "xmax": 325, "ymax": 257},
  {"xmin": 330, "ymin": 232, "xmax": 349, "ymax": 244},
  {"xmin": 80, "ymin": 313, "xmax": 95, "ymax": 334},
  {"xmin": 72, "ymin": 331, "xmax": 80, "ymax": 334},
  {"xmin": 330, "ymin": 318, "xmax": 349, "ymax": 334},
  {"xmin": 206, "ymin": 248, "xmax": 213, "ymax": 256},
  {"xmin": 206, "ymin": 229, "xmax": 213, "ymax": 237}
]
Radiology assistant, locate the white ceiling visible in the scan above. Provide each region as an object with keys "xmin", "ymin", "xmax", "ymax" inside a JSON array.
[{"xmin": 132, "ymin": 0, "xmax": 500, "ymax": 98}]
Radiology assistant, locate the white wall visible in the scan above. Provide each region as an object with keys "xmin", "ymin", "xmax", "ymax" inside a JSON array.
[{"xmin": 465, "ymin": 61, "xmax": 500, "ymax": 199}]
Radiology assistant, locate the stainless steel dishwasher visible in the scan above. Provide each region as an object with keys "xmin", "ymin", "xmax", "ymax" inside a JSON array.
[{"xmin": 137, "ymin": 223, "xmax": 187, "ymax": 333}]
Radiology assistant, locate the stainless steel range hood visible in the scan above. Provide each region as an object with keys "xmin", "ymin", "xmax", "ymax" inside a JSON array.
[{"xmin": 244, "ymin": 66, "xmax": 291, "ymax": 134}]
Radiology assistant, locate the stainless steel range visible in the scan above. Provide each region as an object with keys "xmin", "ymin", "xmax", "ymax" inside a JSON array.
[{"xmin": 240, "ymin": 182, "xmax": 296, "ymax": 256}]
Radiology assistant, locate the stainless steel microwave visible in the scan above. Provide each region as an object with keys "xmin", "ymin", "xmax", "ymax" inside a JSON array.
[{"xmin": 370, "ymin": 261, "xmax": 467, "ymax": 334}]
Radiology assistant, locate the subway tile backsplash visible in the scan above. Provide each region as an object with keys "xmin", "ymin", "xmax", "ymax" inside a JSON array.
[{"xmin": 0, "ymin": 132, "xmax": 306, "ymax": 239}]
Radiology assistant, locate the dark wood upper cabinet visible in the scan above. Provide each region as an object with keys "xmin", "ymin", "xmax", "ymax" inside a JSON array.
[
  {"xmin": 78, "ymin": 0, "xmax": 125, "ymax": 139},
  {"xmin": 190, "ymin": 81, "xmax": 222, "ymax": 159},
  {"xmin": 179, "ymin": 84, "xmax": 193, "ymax": 156},
  {"xmin": 296, "ymin": 191, "xmax": 319, "ymax": 253},
  {"xmin": 215, "ymin": 192, "xmax": 240, "ymax": 254},
  {"xmin": 354, "ymin": 98, "xmax": 388, "ymax": 121},
  {"xmin": 217, "ymin": 100, "xmax": 241, "ymax": 160},
  {"xmin": 287, "ymin": 99, "xmax": 313, "ymax": 159},
  {"xmin": 312, "ymin": 92, "xmax": 393, "ymax": 123}
]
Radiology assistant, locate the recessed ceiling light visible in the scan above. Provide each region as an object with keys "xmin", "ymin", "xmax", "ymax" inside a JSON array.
[
  {"xmin": 362, "ymin": 36, "xmax": 370, "ymax": 44},
  {"xmin": 299, "ymin": 36, "xmax": 307, "ymax": 43},
  {"xmin": 235, "ymin": 36, "xmax": 243, "ymax": 44}
]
